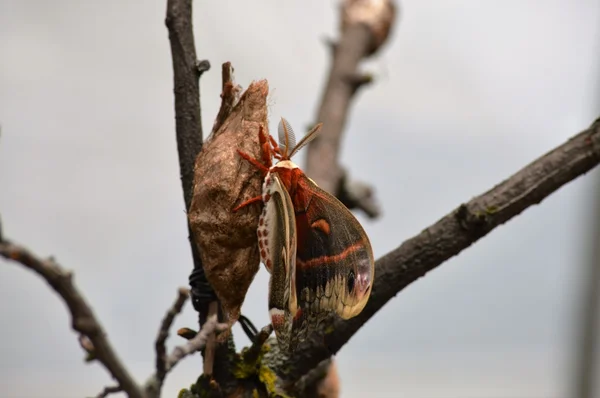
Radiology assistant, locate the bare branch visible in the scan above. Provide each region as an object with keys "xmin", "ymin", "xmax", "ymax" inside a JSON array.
[
  {"xmin": 305, "ymin": 0, "xmax": 397, "ymax": 218},
  {"xmin": 165, "ymin": 314, "xmax": 228, "ymax": 373},
  {"xmin": 155, "ymin": 287, "xmax": 190, "ymax": 383},
  {"xmin": 166, "ymin": 2, "xmax": 244, "ymax": 394},
  {"xmin": 165, "ymin": 0, "xmax": 217, "ymax": 322},
  {"xmin": 0, "ymin": 240, "xmax": 144, "ymax": 398},
  {"xmin": 94, "ymin": 385, "xmax": 122, "ymax": 398},
  {"xmin": 272, "ymin": 118, "xmax": 600, "ymax": 389},
  {"xmin": 145, "ymin": 288, "xmax": 221, "ymax": 398},
  {"xmin": 165, "ymin": 0, "xmax": 206, "ymax": 209}
]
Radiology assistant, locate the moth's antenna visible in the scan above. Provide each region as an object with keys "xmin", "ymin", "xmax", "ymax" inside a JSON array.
[
  {"xmin": 278, "ymin": 118, "xmax": 296, "ymax": 159},
  {"xmin": 289, "ymin": 123, "xmax": 323, "ymax": 158}
]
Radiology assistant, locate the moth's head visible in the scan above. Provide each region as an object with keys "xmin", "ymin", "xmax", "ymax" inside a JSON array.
[{"xmin": 276, "ymin": 117, "xmax": 323, "ymax": 160}]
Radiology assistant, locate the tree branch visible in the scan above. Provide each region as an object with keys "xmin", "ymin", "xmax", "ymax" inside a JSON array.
[
  {"xmin": 145, "ymin": 313, "xmax": 227, "ymax": 398},
  {"xmin": 272, "ymin": 118, "xmax": 600, "ymax": 389},
  {"xmin": 0, "ymin": 240, "xmax": 144, "ymax": 398},
  {"xmin": 164, "ymin": 314, "xmax": 228, "ymax": 370},
  {"xmin": 305, "ymin": 0, "xmax": 397, "ymax": 218},
  {"xmin": 155, "ymin": 287, "xmax": 190, "ymax": 384},
  {"xmin": 94, "ymin": 385, "xmax": 122, "ymax": 398},
  {"xmin": 165, "ymin": 0, "xmax": 217, "ymax": 322},
  {"xmin": 165, "ymin": 0, "xmax": 206, "ymax": 208}
]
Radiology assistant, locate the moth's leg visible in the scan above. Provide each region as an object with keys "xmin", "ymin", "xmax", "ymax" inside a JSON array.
[
  {"xmin": 236, "ymin": 149, "xmax": 270, "ymax": 174},
  {"xmin": 268, "ymin": 134, "xmax": 283, "ymax": 160},
  {"xmin": 257, "ymin": 125, "xmax": 276, "ymax": 167},
  {"xmin": 232, "ymin": 195, "xmax": 263, "ymax": 212}
]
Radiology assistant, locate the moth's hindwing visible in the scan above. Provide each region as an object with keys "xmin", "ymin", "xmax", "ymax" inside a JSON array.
[
  {"xmin": 262, "ymin": 173, "xmax": 298, "ymax": 352},
  {"xmin": 293, "ymin": 173, "xmax": 375, "ymax": 322}
]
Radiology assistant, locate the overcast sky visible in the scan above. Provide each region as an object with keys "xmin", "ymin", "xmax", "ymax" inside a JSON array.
[{"xmin": 1, "ymin": 1, "xmax": 600, "ymax": 397}]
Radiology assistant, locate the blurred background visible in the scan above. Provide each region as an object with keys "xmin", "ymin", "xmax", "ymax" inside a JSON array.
[{"xmin": 1, "ymin": 1, "xmax": 600, "ymax": 397}]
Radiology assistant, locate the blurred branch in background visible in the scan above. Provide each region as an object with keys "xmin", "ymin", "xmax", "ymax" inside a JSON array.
[
  {"xmin": 572, "ymin": 171, "xmax": 600, "ymax": 398},
  {"xmin": 305, "ymin": 0, "xmax": 398, "ymax": 219}
]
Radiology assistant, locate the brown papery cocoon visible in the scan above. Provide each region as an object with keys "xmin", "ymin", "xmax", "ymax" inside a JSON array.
[{"xmin": 188, "ymin": 79, "xmax": 269, "ymax": 336}]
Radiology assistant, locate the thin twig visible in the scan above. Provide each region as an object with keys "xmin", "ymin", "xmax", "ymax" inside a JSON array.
[
  {"xmin": 0, "ymin": 240, "xmax": 144, "ymax": 398},
  {"xmin": 271, "ymin": 117, "xmax": 600, "ymax": 390},
  {"xmin": 155, "ymin": 287, "xmax": 190, "ymax": 383},
  {"xmin": 166, "ymin": 314, "xmax": 228, "ymax": 373},
  {"xmin": 94, "ymin": 385, "xmax": 122, "ymax": 398}
]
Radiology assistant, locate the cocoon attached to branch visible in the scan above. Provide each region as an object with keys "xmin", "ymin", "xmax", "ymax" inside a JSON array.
[{"xmin": 188, "ymin": 74, "xmax": 269, "ymax": 335}]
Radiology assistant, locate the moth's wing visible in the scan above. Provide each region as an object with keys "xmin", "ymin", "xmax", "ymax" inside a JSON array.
[
  {"xmin": 293, "ymin": 174, "xmax": 375, "ymax": 321},
  {"xmin": 263, "ymin": 173, "xmax": 298, "ymax": 352}
]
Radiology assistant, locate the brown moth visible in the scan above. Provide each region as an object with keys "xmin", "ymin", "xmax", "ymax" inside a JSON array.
[{"xmin": 234, "ymin": 117, "xmax": 375, "ymax": 352}]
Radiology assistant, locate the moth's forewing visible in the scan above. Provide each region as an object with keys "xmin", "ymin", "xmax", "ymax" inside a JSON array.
[
  {"xmin": 263, "ymin": 173, "xmax": 298, "ymax": 351},
  {"xmin": 293, "ymin": 174, "xmax": 375, "ymax": 320}
]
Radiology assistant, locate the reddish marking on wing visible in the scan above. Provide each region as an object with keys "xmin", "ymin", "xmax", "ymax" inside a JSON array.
[
  {"xmin": 311, "ymin": 219, "xmax": 330, "ymax": 235},
  {"xmin": 296, "ymin": 242, "xmax": 365, "ymax": 269},
  {"xmin": 271, "ymin": 313, "xmax": 284, "ymax": 329},
  {"xmin": 266, "ymin": 259, "xmax": 272, "ymax": 269},
  {"xmin": 264, "ymin": 193, "xmax": 271, "ymax": 202},
  {"xmin": 259, "ymin": 218, "xmax": 264, "ymax": 226},
  {"xmin": 293, "ymin": 307, "xmax": 303, "ymax": 321},
  {"xmin": 261, "ymin": 249, "xmax": 266, "ymax": 259}
]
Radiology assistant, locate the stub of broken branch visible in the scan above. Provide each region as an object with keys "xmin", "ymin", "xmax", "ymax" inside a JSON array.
[
  {"xmin": 341, "ymin": 0, "xmax": 397, "ymax": 55},
  {"xmin": 336, "ymin": 169, "xmax": 381, "ymax": 218},
  {"xmin": 211, "ymin": 62, "xmax": 244, "ymax": 135}
]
